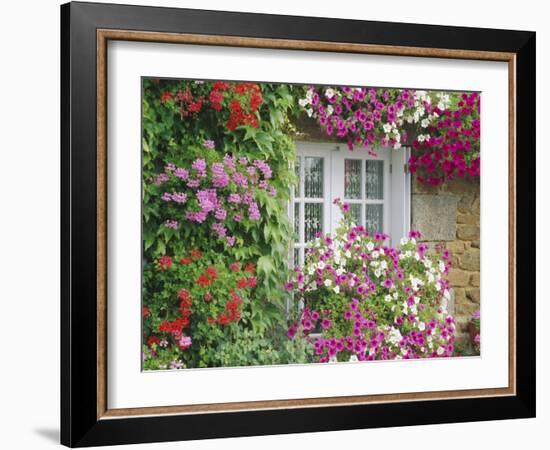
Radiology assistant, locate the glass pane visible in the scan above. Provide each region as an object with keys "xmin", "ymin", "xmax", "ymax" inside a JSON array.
[
  {"xmin": 366, "ymin": 160, "xmax": 384, "ymax": 200},
  {"xmin": 349, "ymin": 203, "xmax": 362, "ymax": 225},
  {"xmin": 294, "ymin": 248, "xmax": 300, "ymax": 268},
  {"xmin": 294, "ymin": 203, "xmax": 300, "ymax": 242},
  {"xmin": 304, "ymin": 203, "xmax": 323, "ymax": 242},
  {"xmin": 344, "ymin": 159, "xmax": 362, "ymax": 199},
  {"xmin": 294, "ymin": 157, "xmax": 301, "ymax": 198},
  {"xmin": 365, "ymin": 204, "xmax": 383, "ymax": 233},
  {"xmin": 304, "ymin": 157, "xmax": 323, "ymax": 198}
]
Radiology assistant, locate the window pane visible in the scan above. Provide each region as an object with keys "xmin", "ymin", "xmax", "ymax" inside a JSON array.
[
  {"xmin": 349, "ymin": 203, "xmax": 362, "ymax": 225},
  {"xmin": 294, "ymin": 248, "xmax": 300, "ymax": 268},
  {"xmin": 295, "ymin": 157, "xmax": 301, "ymax": 198},
  {"xmin": 365, "ymin": 160, "xmax": 384, "ymax": 199},
  {"xmin": 365, "ymin": 204, "xmax": 383, "ymax": 233},
  {"xmin": 294, "ymin": 203, "xmax": 300, "ymax": 242},
  {"xmin": 304, "ymin": 157, "xmax": 323, "ymax": 198},
  {"xmin": 344, "ymin": 159, "xmax": 362, "ymax": 199},
  {"xmin": 304, "ymin": 203, "xmax": 323, "ymax": 242}
]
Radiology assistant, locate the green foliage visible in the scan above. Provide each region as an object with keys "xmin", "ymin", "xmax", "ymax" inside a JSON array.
[{"xmin": 142, "ymin": 79, "xmax": 309, "ymax": 368}]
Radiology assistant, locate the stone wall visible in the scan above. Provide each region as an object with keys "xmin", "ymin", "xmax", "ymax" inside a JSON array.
[{"xmin": 412, "ymin": 177, "xmax": 480, "ymax": 345}]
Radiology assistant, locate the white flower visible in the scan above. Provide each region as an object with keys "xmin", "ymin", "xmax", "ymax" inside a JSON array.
[
  {"xmin": 367, "ymin": 242, "xmax": 375, "ymax": 251},
  {"xmin": 435, "ymin": 281, "xmax": 442, "ymax": 292},
  {"xmin": 306, "ymin": 108, "xmax": 313, "ymax": 117},
  {"xmin": 333, "ymin": 286, "xmax": 340, "ymax": 294},
  {"xmin": 328, "ymin": 356, "xmax": 338, "ymax": 363},
  {"xmin": 384, "ymin": 294, "xmax": 392, "ymax": 302},
  {"xmin": 348, "ymin": 355, "xmax": 359, "ymax": 363},
  {"xmin": 380, "ymin": 260, "xmax": 388, "ymax": 270},
  {"xmin": 383, "ymin": 123, "xmax": 392, "ymax": 133},
  {"xmin": 417, "ymin": 134, "xmax": 426, "ymax": 143},
  {"xmin": 317, "ymin": 260, "xmax": 326, "ymax": 270},
  {"xmin": 421, "ymin": 118, "xmax": 430, "ymax": 128},
  {"xmin": 400, "ymin": 237, "xmax": 409, "ymax": 246},
  {"xmin": 324, "ymin": 279, "xmax": 332, "ymax": 287},
  {"xmin": 418, "ymin": 321, "xmax": 426, "ymax": 331},
  {"xmin": 308, "ymin": 266, "xmax": 315, "ymax": 276},
  {"xmin": 372, "ymin": 250, "xmax": 380, "ymax": 259},
  {"xmin": 325, "ymin": 88, "xmax": 335, "ymax": 98},
  {"xmin": 298, "ymin": 98, "xmax": 309, "ymax": 107},
  {"xmin": 439, "ymin": 260, "xmax": 446, "ymax": 272},
  {"xmin": 345, "ymin": 250, "xmax": 352, "ymax": 258},
  {"xmin": 326, "ymin": 105, "xmax": 334, "ymax": 116},
  {"xmin": 437, "ymin": 346, "xmax": 445, "ymax": 356},
  {"xmin": 336, "ymin": 268, "xmax": 344, "ymax": 276},
  {"xmin": 374, "ymin": 269, "xmax": 382, "ymax": 278},
  {"xmin": 379, "ymin": 248, "xmax": 385, "ymax": 256}
]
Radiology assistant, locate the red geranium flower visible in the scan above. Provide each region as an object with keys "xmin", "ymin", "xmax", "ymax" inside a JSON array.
[
  {"xmin": 207, "ymin": 316, "xmax": 217, "ymax": 324},
  {"xmin": 160, "ymin": 91, "xmax": 173, "ymax": 102},
  {"xmin": 142, "ymin": 306, "xmax": 150, "ymax": 318},
  {"xmin": 213, "ymin": 81, "xmax": 229, "ymax": 91},
  {"xmin": 178, "ymin": 288, "xmax": 190, "ymax": 301},
  {"xmin": 147, "ymin": 336, "xmax": 161, "ymax": 347},
  {"xmin": 236, "ymin": 277, "xmax": 247, "ymax": 289},
  {"xmin": 196, "ymin": 274, "xmax": 210, "ymax": 287},
  {"xmin": 180, "ymin": 257, "xmax": 192, "ymax": 265},
  {"xmin": 244, "ymin": 262, "xmax": 255, "ymax": 274},
  {"xmin": 206, "ymin": 266, "xmax": 218, "ymax": 281},
  {"xmin": 247, "ymin": 276, "xmax": 257, "ymax": 288},
  {"xmin": 204, "ymin": 292, "xmax": 213, "ymax": 303},
  {"xmin": 229, "ymin": 262, "xmax": 241, "ymax": 272},
  {"xmin": 158, "ymin": 255, "xmax": 172, "ymax": 271},
  {"xmin": 190, "ymin": 249, "xmax": 202, "ymax": 259}
]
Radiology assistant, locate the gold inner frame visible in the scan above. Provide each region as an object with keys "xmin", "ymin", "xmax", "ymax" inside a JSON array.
[{"xmin": 96, "ymin": 29, "xmax": 517, "ymax": 420}]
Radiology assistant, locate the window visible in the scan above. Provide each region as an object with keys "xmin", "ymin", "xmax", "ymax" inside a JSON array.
[{"xmin": 291, "ymin": 142, "xmax": 411, "ymax": 267}]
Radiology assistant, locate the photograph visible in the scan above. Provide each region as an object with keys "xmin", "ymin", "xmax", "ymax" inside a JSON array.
[{"xmin": 141, "ymin": 79, "xmax": 481, "ymax": 370}]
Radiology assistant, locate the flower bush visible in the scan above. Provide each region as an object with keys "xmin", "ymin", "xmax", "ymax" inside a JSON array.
[
  {"xmin": 154, "ymin": 154, "xmax": 277, "ymax": 248},
  {"xmin": 142, "ymin": 78, "xmax": 310, "ymax": 368},
  {"xmin": 285, "ymin": 200, "xmax": 456, "ymax": 362},
  {"xmin": 143, "ymin": 251, "xmax": 311, "ymax": 369},
  {"xmin": 299, "ymin": 86, "xmax": 480, "ymax": 185}
]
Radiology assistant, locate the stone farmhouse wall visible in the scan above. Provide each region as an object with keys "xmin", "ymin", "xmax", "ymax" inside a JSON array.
[{"xmin": 412, "ymin": 177, "xmax": 480, "ymax": 345}]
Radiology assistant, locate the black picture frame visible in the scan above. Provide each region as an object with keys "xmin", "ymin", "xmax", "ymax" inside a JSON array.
[{"xmin": 61, "ymin": 1, "xmax": 535, "ymax": 447}]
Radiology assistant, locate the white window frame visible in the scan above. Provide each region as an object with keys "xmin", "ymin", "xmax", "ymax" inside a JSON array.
[{"xmin": 291, "ymin": 141, "xmax": 411, "ymax": 263}]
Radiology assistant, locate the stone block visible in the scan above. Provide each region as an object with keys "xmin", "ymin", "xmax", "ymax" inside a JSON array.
[
  {"xmin": 459, "ymin": 248, "xmax": 480, "ymax": 271},
  {"xmin": 446, "ymin": 240, "xmax": 465, "ymax": 255},
  {"xmin": 412, "ymin": 194, "xmax": 457, "ymax": 241},
  {"xmin": 466, "ymin": 288, "xmax": 480, "ymax": 304},
  {"xmin": 457, "ymin": 224, "xmax": 480, "ymax": 241},
  {"xmin": 470, "ymin": 272, "xmax": 480, "ymax": 287},
  {"xmin": 448, "ymin": 268, "xmax": 470, "ymax": 287},
  {"xmin": 457, "ymin": 212, "xmax": 480, "ymax": 225}
]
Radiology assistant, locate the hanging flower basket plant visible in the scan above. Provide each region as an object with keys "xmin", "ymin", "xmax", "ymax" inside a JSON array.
[{"xmin": 299, "ymin": 86, "xmax": 480, "ymax": 185}]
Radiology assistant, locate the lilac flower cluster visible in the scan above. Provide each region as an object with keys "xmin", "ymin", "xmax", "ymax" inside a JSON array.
[
  {"xmin": 155, "ymin": 154, "xmax": 277, "ymax": 247},
  {"xmin": 286, "ymin": 201, "xmax": 455, "ymax": 363}
]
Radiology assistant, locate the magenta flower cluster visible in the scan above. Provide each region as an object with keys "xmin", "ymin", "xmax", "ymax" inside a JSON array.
[
  {"xmin": 155, "ymin": 154, "xmax": 277, "ymax": 247},
  {"xmin": 299, "ymin": 86, "xmax": 422, "ymax": 154},
  {"xmin": 286, "ymin": 201, "xmax": 456, "ymax": 362},
  {"xmin": 409, "ymin": 92, "xmax": 481, "ymax": 185}
]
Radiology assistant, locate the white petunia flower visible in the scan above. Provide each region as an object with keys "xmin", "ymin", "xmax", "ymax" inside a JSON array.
[
  {"xmin": 383, "ymin": 123, "xmax": 393, "ymax": 133},
  {"xmin": 367, "ymin": 242, "xmax": 375, "ymax": 251},
  {"xmin": 325, "ymin": 88, "xmax": 335, "ymax": 98},
  {"xmin": 333, "ymin": 286, "xmax": 340, "ymax": 294},
  {"xmin": 324, "ymin": 279, "xmax": 332, "ymax": 287},
  {"xmin": 418, "ymin": 321, "xmax": 426, "ymax": 331},
  {"xmin": 348, "ymin": 355, "xmax": 359, "ymax": 363}
]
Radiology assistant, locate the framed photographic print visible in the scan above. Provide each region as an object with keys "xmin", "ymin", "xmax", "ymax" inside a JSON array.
[{"xmin": 60, "ymin": 1, "xmax": 536, "ymax": 447}]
